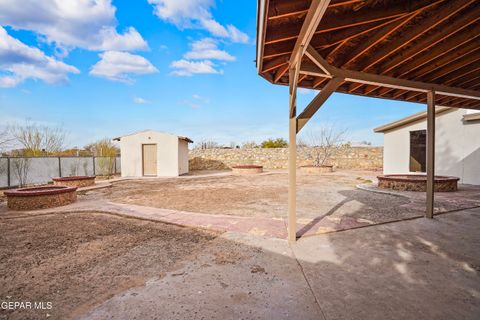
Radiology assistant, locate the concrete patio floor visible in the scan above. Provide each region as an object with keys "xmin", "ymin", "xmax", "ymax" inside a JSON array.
[
  {"xmin": 0, "ymin": 171, "xmax": 468, "ymax": 239},
  {"xmin": 1, "ymin": 170, "xmax": 479, "ymax": 238},
  {"xmin": 80, "ymin": 207, "xmax": 480, "ymax": 320}
]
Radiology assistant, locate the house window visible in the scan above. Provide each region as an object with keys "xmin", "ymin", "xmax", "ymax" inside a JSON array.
[{"xmin": 410, "ymin": 130, "xmax": 426, "ymax": 172}]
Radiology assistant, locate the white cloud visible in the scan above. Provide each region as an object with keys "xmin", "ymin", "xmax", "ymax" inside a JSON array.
[
  {"xmin": 170, "ymin": 59, "xmax": 222, "ymax": 77},
  {"xmin": 90, "ymin": 51, "xmax": 158, "ymax": 83},
  {"xmin": 179, "ymin": 94, "xmax": 210, "ymax": 109},
  {"xmin": 0, "ymin": 0, "xmax": 148, "ymax": 52},
  {"xmin": 133, "ymin": 97, "xmax": 149, "ymax": 104},
  {"xmin": 298, "ymin": 88, "xmax": 320, "ymax": 95},
  {"xmin": 0, "ymin": 27, "xmax": 79, "ymax": 87},
  {"xmin": 183, "ymin": 38, "xmax": 235, "ymax": 61},
  {"xmin": 147, "ymin": 0, "xmax": 249, "ymax": 43}
]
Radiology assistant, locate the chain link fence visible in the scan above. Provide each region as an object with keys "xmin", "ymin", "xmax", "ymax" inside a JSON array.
[{"xmin": 0, "ymin": 156, "xmax": 121, "ymax": 188}]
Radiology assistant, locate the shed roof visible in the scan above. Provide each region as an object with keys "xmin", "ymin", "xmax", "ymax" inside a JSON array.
[
  {"xmin": 257, "ymin": 0, "xmax": 480, "ymax": 109},
  {"xmin": 113, "ymin": 130, "xmax": 193, "ymax": 143}
]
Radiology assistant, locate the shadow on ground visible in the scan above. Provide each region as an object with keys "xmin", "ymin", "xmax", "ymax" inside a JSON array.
[{"xmin": 1, "ymin": 207, "xmax": 479, "ymax": 320}]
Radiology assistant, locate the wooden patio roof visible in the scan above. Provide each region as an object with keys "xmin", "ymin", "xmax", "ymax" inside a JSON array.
[{"xmin": 256, "ymin": 0, "xmax": 480, "ymax": 110}]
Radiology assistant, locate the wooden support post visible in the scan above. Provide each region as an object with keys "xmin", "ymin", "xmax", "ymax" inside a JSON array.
[
  {"xmin": 426, "ymin": 90, "xmax": 435, "ymax": 218},
  {"xmin": 288, "ymin": 66, "xmax": 298, "ymax": 242}
]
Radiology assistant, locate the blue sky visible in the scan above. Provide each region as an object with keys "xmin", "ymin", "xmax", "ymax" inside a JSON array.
[{"xmin": 0, "ymin": 0, "xmax": 426, "ymax": 148}]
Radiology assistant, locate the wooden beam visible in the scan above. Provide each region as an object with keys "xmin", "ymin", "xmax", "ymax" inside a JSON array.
[
  {"xmin": 386, "ymin": 25, "xmax": 480, "ymax": 78},
  {"xmin": 313, "ymin": 76, "xmax": 328, "ymax": 89},
  {"xmin": 297, "ymin": 77, "xmax": 344, "ymax": 133},
  {"xmin": 335, "ymin": 13, "xmax": 419, "ymax": 68},
  {"xmin": 375, "ymin": 37, "xmax": 480, "ymax": 98},
  {"xmin": 345, "ymin": 0, "xmax": 476, "ymax": 92},
  {"xmin": 274, "ymin": 64, "xmax": 290, "ymax": 83},
  {"xmin": 352, "ymin": 0, "xmax": 475, "ymax": 72},
  {"xmin": 289, "ymin": 64, "xmax": 300, "ymax": 118},
  {"xmin": 268, "ymin": 0, "xmax": 365, "ymax": 21},
  {"xmin": 263, "ymin": 18, "xmax": 404, "ymax": 60},
  {"xmin": 262, "ymin": 56, "xmax": 289, "ymax": 73},
  {"xmin": 378, "ymin": 10, "xmax": 480, "ymax": 76},
  {"xmin": 305, "ymin": 45, "xmax": 335, "ymax": 75},
  {"xmin": 288, "ymin": 65, "xmax": 298, "ymax": 242},
  {"xmin": 256, "ymin": 0, "xmax": 269, "ymax": 73},
  {"xmin": 265, "ymin": 0, "xmax": 443, "ymax": 45},
  {"xmin": 426, "ymin": 90, "xmax": 435, "ymax": 219},
  {"xmin": 290, "ymin": 0, "xmax": 331, "ymax": 67},
  {"xmin": 301, "ymin": 48, "xmax": 480, "ymax": 100}
]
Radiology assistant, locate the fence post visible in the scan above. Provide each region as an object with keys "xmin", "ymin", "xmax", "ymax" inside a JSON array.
[
  {"xmin": 58, "ymin": 157, "xmax": 62, "ymax": 177},
  {"xmin": 93, "ymin": 156, "xmax": 96, "ymax": 176},
  {"xmin": 7, "ymin": 157, "xmax": 11, "ymax": 187},
  {"xmin": 114, "ymin": 157, "xmax": 117, "ymax": 174}
]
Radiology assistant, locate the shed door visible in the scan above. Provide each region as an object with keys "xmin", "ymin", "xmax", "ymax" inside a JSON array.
[{"xmin": 142, "ymin": 144, "xmax": 157, "ymax": 176}]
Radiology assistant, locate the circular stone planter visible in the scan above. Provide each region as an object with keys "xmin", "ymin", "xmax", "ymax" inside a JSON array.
[
  {"xmin": 4, "ymin": 186, "xmax": 77, "ymax": 211},
  {"xmin": 299, "ymin": 165, "xmax": 334, "ymax": 174},
  {"xmin": 231, "ymin": 165, "xmax": 263, "ymax": 175},
  {"xmin": 377, "ymin": 174, "xmax": 459, "ymax": 192},
  {"xmin": 52, "ymin": 176, "xmax": 96, "ymax": 188}
]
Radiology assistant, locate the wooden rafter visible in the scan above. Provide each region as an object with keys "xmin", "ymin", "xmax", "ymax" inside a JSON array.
[
  {"xmin": 347, "ymin": 0, "xmax": 477, "ymax": 94},
  {"xmin": 258, "ymin": 0, "xmax": 480, "ymax": 109},
  {"xmin": 290, "ymin": 0, "xmax": 331, "ymax": 67},
  {"xmin": 268, "ymin": 0, "xmax": 365, "ymax": 21},
  {"xmin": 302, "ymin": 46, "xmax": 480, "ymax": 100},
  {"xmin": 380, "ymin": 17, "xmax": 480, "ymax": 77},
  {"xmin": 375, "ymin": 36, "xmax": 480, "ymax": 97},
  {"xmin": 353, "ymin": 0, "xmax": 475, "ymax": 71},
  {"xmin": 331, "ymin": 13, "xmax": 418, "ymax": 67},
  {"xmin": 265, "ymin": 0, "xmax": 442, "ymax": 45}
]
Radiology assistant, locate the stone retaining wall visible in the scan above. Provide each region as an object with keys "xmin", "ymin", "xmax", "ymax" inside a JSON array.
[{"xmin": 189, "ymin": 147, "xmax": 383, "ymax": 170}]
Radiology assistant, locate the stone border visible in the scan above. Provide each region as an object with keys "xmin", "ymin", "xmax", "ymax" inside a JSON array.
[
  {"xmin": 232, "ymin": 165, "xmax": 263, "ymax": 174},
  {"xmin": 5, "ymin": 186, "xmax": 77, "ymax": 210},
  {"xmin": 53, "ymin": 176, "xmax": 96, "ymax": 188},
  {"xmin": 377, "ymin": 174, "xmax": 459, "ymax": 192}
]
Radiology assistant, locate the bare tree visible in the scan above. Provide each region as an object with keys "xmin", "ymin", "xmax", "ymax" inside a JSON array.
[
  {"xmin": 193, "ymin": 140, "xmax": 220, "ymax": 150},
  {"xmin": 10, "ymin": 120, "xmax": 66, "ymax": 156},
  {"xmin": 303, "ymin": 126, "xmax": 348, "ymax": 167},
  {"xmin": 241, "ymin": 141, "xmax": 258, "ymax": 149},
  {"xmin": 0, "ymin": 127, "xmax": 14, "ymax": 153}
]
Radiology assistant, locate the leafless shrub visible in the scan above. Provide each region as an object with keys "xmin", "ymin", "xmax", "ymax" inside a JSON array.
[
  {"xmin": 303, "ymin": 125, "xmax": 349, "ymax": 167},
  {"xmin": 12, "ymin": 157, "xmax": 30, "ymax": 187}
]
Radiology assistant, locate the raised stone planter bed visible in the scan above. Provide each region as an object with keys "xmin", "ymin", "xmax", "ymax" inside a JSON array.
[
  {"xmin": 231, "ymin": 165, "xmax": 263, "ymax": 175},
  {"xmin": 377, "ymin": 174, "xmax": 459, "ymax": 192},
  {"xmin": 52, "ymin": 176, "xmax": 96, "ymax": 188},
  {"xmin": 4, "ymin": 186, "xmax": 77, "ymax": 210},
  {"xmin": 299, "ymin": 165, "xmax": 334, "ymax": 174}
]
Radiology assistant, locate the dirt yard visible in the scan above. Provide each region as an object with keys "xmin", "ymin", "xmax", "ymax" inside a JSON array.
[
  {"xmin": 87, "ymin": 171, "xmax": 417, "ymax": 221},
  {"xmin": 0, "ymin": 213, "xmax": 218, "ymax": 320}
]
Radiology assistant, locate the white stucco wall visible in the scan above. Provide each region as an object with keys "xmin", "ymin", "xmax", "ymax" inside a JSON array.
[
  {"xmin": 178, "ymin": 139, "xmax": 189, "ymax": 175},
  {"xmin": 382, "ymin": 109, "xmax": 480, "ymax": 185},
  {"xmin": 118, "ymin": 130, "xmax": 188, "ymax": 177}
]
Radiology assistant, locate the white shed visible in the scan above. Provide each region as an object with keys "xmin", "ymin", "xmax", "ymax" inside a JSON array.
[
  {"xmin": 374, "ymin": 108, "xmax": 480, "ymax": 185},
  {"xmin": 114, "ymin": 130, "xmax": 193, "ymax": 177}
]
